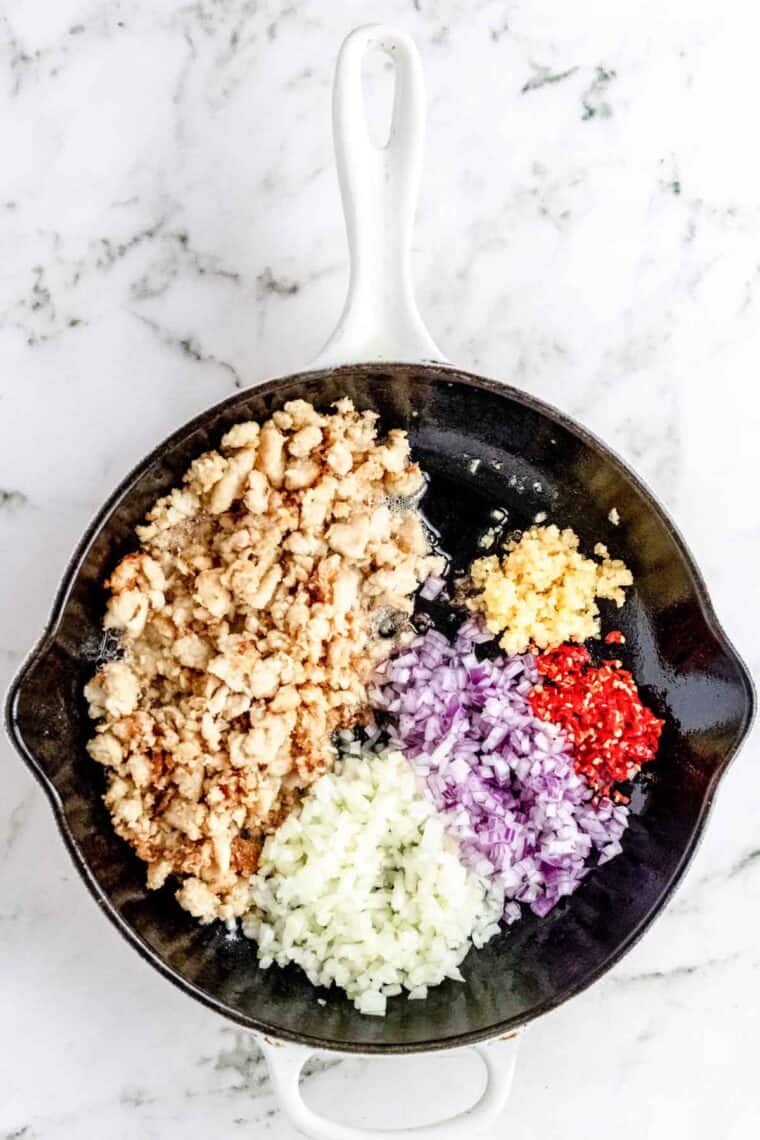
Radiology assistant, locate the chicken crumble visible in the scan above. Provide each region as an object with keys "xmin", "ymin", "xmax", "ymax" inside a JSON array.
[{"xmin": 85, "ymin": 399, "xmax": 444, "ymax": 924}]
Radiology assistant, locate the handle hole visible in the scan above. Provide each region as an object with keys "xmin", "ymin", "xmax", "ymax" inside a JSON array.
[
  {"xmin": 361, "ymin": 44, "xmax": 397, "ymax": 149},
  {"xmin": 301, "ymin": 1051, "xmax": 487, "ymax": 1131}
]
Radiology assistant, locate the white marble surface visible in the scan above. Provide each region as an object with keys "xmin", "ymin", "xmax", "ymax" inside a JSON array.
[{"xmin": 1, "ymin": 1, "xmax": 759, "ymax": 1136}]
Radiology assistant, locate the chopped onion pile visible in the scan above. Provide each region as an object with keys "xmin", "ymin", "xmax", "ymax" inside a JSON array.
[
  {"xmin": 242, "ymin": 750, "xmax": 501, "ymax": 1016},
  {"xmin": 371, "ymin": 621, "xmax": 629, "ymax": 921}
]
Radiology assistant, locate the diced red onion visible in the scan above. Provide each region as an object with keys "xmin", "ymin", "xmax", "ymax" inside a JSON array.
[
  {"xmin": 371, "ymin": 622, "xmax": 629, "ymax": 922},
  {"xmin": 419, "ymin": 575, "xmax": 446, "ymax": 601}
]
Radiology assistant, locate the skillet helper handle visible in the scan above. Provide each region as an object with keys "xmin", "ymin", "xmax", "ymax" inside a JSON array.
[
  {"xmin": 313, "ymin": 25, "xmax": 446, "ymax": 368},
  {"xmin": 260, "ymin": 1035, "xmax": 520, "ymax": 1139}
]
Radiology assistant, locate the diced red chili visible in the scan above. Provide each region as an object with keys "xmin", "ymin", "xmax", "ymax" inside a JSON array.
[{"xmin": 529, "ymin": 644, "xmax": 663, "ymax": 798}]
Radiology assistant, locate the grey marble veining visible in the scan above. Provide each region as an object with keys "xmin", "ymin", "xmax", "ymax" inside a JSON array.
[{"xmin": 1, "ymin": 1, "xmax": 758, "ymax": 1137}]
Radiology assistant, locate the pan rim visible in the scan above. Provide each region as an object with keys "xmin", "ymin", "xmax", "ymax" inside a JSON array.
[{"xmin": 5, "ymin": 361, "xmax": 755, "ymax": 1054}]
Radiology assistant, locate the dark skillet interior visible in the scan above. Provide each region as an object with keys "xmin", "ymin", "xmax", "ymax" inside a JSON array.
[{"xmin": 7, "ymin": 363, "xmax": 754, "ymax": 1052}]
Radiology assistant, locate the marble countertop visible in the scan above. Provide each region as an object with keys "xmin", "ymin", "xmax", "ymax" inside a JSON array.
[{"xmin": 2, "ymin": 2, "xmax": 758, "ymax": 1137}]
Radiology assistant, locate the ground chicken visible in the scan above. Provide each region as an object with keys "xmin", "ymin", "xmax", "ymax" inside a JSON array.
[{"xmin": 85, "ymin": 399, "xmax": 443, "ymax": 924}]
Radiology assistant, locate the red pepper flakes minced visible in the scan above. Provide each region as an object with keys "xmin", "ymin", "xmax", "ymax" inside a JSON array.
[
  {"xmin": 604, "ymin": 630, "xmax": 625, "ymax": 645},
  {"xmin": 529, "ymin": 644, "xmax": 664, "ymax": 799}
]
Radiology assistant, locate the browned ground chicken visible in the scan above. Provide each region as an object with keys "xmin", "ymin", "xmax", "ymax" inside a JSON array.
[{"xmin": 85, "ymin": 399, "xmax": 444, "ymax": 923}]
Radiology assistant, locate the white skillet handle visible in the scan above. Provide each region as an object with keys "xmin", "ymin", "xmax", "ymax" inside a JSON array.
[
  {"xmin": 261, "ymin": 1035, "xmax": 520, "ymax": 1139},
  {"xmin": 312, "ymin": 25, "xmax": 447, "ymax": 369}
]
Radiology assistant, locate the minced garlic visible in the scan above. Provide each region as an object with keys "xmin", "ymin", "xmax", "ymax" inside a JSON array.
[{"xmin": 470, "ymin": 524, "xmax": 632, "ymax": 655}]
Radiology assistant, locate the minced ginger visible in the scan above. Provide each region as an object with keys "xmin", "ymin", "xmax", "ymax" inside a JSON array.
[
  {"xmin": 470, "ymin": 524, "xmax": 632, "ymax": 655},
  {"xmin": 85, "ymin": 398, "xmax": 443, "ymax": 924}
]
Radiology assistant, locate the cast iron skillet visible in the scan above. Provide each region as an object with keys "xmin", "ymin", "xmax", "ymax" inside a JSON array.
[{"xmin": 5, "ymin": 24, "xmax": 755, "ymax": 1139}]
